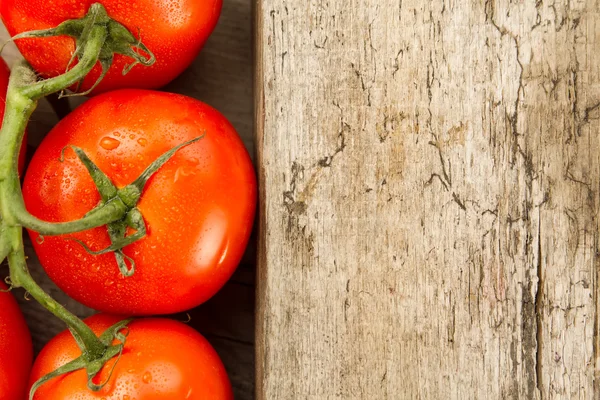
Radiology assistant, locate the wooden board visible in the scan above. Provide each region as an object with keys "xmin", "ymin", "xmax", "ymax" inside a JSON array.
[
  {"xmin": 1, "ymin": 0, "xmax": 255, "ymax": 398},
  {"xmin": 255, "ymin": 1, "xmax": 600, "ymax": 398}
]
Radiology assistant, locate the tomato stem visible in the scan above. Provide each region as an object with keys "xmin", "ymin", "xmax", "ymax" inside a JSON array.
[
  {"xmin": 5, "ymin": 3, "xmax": 155, "ymax": 97},
  {"xmin": 0, "ymin": 226, "xmax": 10, "ymax": 263},
  {"xmin": 0, "ymin": 2, "xmax": 157, "ymax": 379},
  {"xmin": 0, "ymin": 22, "xmax": 116, "ymax": 367},
  {"xmin": 65, "ymin": 135, "xmax": 203, "ymax": 274},
  {"xmin": 0, "ymin": 4, "xmax": 194, "ymax": 395},
  {"xmin": 0, "ymin": 60, "xmax": 129, "ymax": 236},
  {"xmin": 20, "ymin": 25, "xmax": 107, "ymax": 100},
  {"xmin": 0, "ymin": 59, "xmax": 117, "ymax": 249},
  {"xmin": 6, "ymin": 229, "xmax": 106, "ymax": 359}
]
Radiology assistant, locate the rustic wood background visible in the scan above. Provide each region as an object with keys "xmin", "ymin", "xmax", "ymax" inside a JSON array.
[
  {"xmin": 0, "ymin": 0, "xmax": 255, "ymax": 398},
  {"xmin": 256, "ymin": 0, "xmax": 600, "ymax": 399}
]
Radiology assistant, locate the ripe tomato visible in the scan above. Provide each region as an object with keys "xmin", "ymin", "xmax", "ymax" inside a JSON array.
[
  {"xmin": 0, "ymin": 281, "xmax": 33, "ymax": 400},
  {"xmin": 23, "ymin": 89, "xmax": 256, "ymax": 315},
  {"xmin": 0, "ymin": 57, "xmax": 27, "ymax": 175},
  {"xmin": 0, "ymin": 0, "xmax": 222, "ymax": 94},
  {"xmin": 30, "ymin": 314, "xmax": 233, "ymax": 399}
]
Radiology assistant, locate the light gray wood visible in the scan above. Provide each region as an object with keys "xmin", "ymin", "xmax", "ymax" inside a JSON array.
[
  {"xmin": 256, "ymin": 1, "xmax": 599, "ymax": 399},
  {"xmin": 1, "ymin": 1, "xmax": 255, "ymax": 398}
]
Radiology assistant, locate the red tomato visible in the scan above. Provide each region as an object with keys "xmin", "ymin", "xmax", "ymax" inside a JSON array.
[
  {"xmin": 0, "ymin": 57, "xmax": 27, "ymax": 174},
  {"xmin": 0, "ymin": 0, "xmax": 222, "ymax": 94},
  {"xmin": 0, "ymin": 281, "xmax": 33, "ymax": 399},
  {"xmin": 23, "ymin": 89, "xmax": 256, "ymax": 315},
  {"xmin": 30, "ymin": 314, "xmax": 233, "ymax": 399}
]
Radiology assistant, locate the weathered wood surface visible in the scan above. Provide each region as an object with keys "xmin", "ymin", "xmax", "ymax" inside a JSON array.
[
  {"xmin": 1, "ymin": 0, "xmax": 255, "ymax": 398},
  {"xmin": 256, "ymin": 1, "xmax": 599, "ymax": 399}
]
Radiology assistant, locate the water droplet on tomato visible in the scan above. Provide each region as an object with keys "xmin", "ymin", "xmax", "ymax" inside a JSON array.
[
  {"xmin": 100, "ymin": 137, "xmax": 121, "ymax": 150},
  {"xmin": 142, "ymin": 372, "xmax": 152, "ymax": 383},
  {"xmin": 137, "ymin": 138, "xmax": 148, "ymax": 147},
  {"xmin": 186, "ymin": 388, "xmax": 193, "ymax": 399},
  {"xmin": 123, "ymin": 395, "xmax": 131, "ymax": 400},
  {"xmin": 105, "ymin": 279, "xmax": 114, "ymax": 287}
]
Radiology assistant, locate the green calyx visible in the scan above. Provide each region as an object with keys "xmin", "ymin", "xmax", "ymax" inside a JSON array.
[
  {"xmin": 62, "ymin": 135, "xmax": 203, "ymax": 277},
  {"xmin": 5, "ymin": 3, "xmax": 155, "ymax": 96},
  {"xmin": 29, "ymin": 319, "xmax": 132, "ymax": 399}
]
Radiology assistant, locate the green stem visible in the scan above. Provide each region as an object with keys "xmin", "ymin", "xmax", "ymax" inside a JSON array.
[
  {"xmin": 12, "ymin": 198, "xmax": 128, "ymax": 236},
  {"xmin": 0, "ymin": 26, "xmax": 105, "ymax": 167},
  {"xmin": 0, "ymin": 63, "xmax": 35, "ymax": 181},
  {"xmin": 0, "ymin": 226, "xmax": 10, "ymax": 263},
  {"xmin": 0, "ymin": 22, "xmax": 118, "ymax": 363},
  {"xmin": 0, "ymin": 4, "xmax": 161, "ymax": 394},
  {"xmin": 6, "ymin": 225, "xmax": 105, "ymax": 359},
  {"xmin": 0, "ymin": 28, "xmax": 127, "ymax": 236},
  {"xmin": 20, "ymin": 26, "xmax": 107, "ymax": 100}
]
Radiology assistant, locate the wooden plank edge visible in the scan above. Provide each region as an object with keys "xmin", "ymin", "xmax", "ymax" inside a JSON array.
[{"xmin": 253, "ymin": 0, "xmax": 267, "ymax": 398}]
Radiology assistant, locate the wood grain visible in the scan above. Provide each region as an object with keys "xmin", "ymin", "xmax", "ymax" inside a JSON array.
[
  {"xmin": 1, "ymin": 0, "xmax": 255, "ymax": 398},
  {"xmin": 256, "ymin": 1, "xmax": 600, "ymax": 398}
]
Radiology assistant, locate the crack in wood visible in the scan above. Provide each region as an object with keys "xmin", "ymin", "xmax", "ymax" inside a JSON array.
[{"xmin": 535, "ymin": 214, "xmax": 544, "ymax": 398}]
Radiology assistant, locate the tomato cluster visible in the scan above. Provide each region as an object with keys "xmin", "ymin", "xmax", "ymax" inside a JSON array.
[{"xmin": 0, "ymin": 1, "xmax": 255, "ymax": 398}]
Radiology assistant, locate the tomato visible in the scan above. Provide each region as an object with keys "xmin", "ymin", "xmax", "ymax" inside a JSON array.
[
  {"xmin": 0, "ymin": 281, "xmax": 33, "ymax": 400},
  {"xmin": 30, "ymin": 314, "xmax": 233, "ymax": 399},
  {"xmin": 0, "ymin": 57, "xmax": 27, "ymax": 175},
  {"xmin": 0, "ymin": 0, "xmax": 222, "ymax": 94},
  {"xmin": 23, "ymin": 89, "xmax": 256, "ymax": 315}
]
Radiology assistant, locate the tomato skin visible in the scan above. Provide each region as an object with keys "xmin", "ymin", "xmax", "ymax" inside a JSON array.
[
  {"xmin": 23, "ymin": 89, "xmax": 256, "ymax": 315},
  {"xmin": 0, "ymin": 58, "xmax": 27, "ymax": 174},
  {"xmin": 29, "ymin": 314, "xmax": 233, "ymax": 399},
  {"xmin": 0, "ymin": 282, "xmax": 33, "ymax": 400},
  {"xmin": 0, "ymin": 0, "xmax": 222, "ymax": 94}
]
